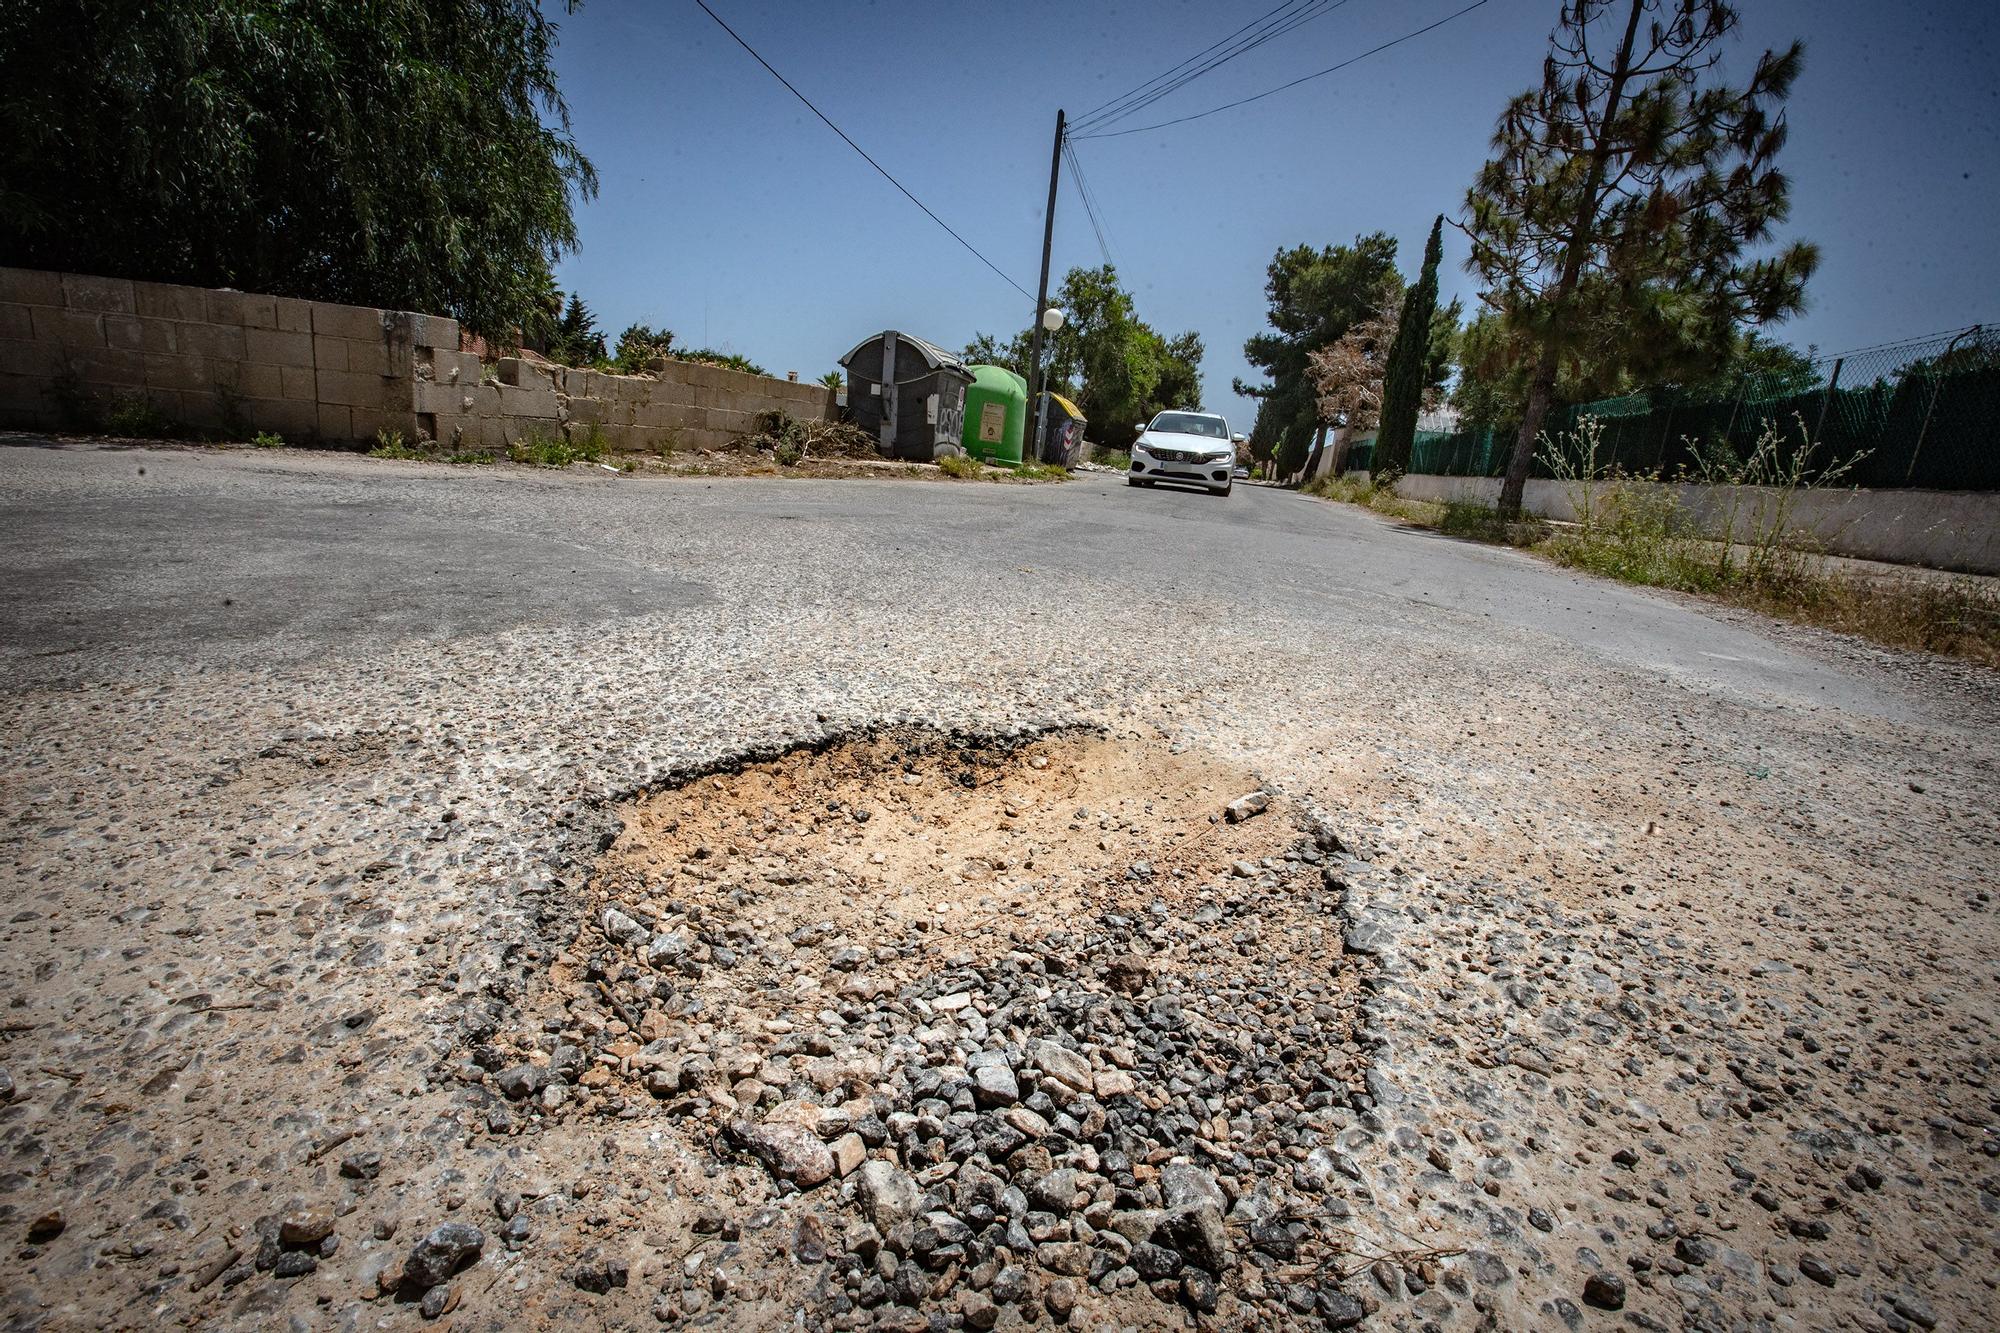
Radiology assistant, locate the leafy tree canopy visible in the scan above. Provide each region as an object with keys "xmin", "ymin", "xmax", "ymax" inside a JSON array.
[
  {"xmin": 1450, "ymin": 313, "xmax": 1817, "ymax": 428},
  {"xmin": 1240, "ymin": 234, "xmax": 1402, "ymax": 465},
  {"xmin": 965, "ymin": 265, "xmax": 1203, "ymax": 449},
  {"xmin": 611, "ymin": 323, "xmax": 673, "ymax": 374},
  {"xmin": 961, "ymin": 331, "xmax": 1033, "ymax": 379},
  {"xmin": 1306, "ymin": 297, "xmax": 1399, "ymax": 437},
  {"xmin": 0, "ymin": 0, "xmax": 597, "ymax": 339}
]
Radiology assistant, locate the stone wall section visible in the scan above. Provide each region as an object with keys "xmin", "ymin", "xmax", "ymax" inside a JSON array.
[
  {"xmin": 417, "ymin": 353, "xmax": 835, "ymax": 456},
  {"xmin": 0, "ymin": 266, "xmax": 834, "ymax": 452}
]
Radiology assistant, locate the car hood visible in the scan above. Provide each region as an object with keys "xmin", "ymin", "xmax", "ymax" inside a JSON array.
[{"xmin": 1136, "ymin": 431, "xmax": 1231, "ymax": 453}]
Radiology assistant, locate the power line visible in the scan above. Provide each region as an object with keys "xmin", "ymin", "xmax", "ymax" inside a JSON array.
[
  {"xmin": 1076, "ymin": 1, "xmax": 1351, "ymax": 134},
  {"xmin": 1072, "ymin": 0, "xmax": 1302, "ymax": 125},
  {"xmin": 1073, "ymin": 0, "xmax": 1494, "ymax": 140},
  {"xmin": 1071, "ymin": 0, "xmax": 1358, "ymax": 136},
  {"xmin": 689, "ymin": 0, "xmax": 1032, "ymax": 300},
  {"xmin": 1062, "ymin": 138, "xmax": 1115, "ymax": 267},
  {"xmin": 1071, "ymin": 0, "xmax": 1329, "ymax": 132}
]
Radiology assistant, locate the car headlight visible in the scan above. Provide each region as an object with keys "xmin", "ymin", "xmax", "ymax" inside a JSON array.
[{"xmin": 1204, "ymin": 450, "xmax": 1231, "ymax": 462}]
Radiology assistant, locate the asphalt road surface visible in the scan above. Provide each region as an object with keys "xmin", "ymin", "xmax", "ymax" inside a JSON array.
[
  {"xmin": 1, "ymin": 438, "xmax": 1992, "ymax": 1331},
  {"xmin": 0, "ymin": 439, "xmax": 1916, "ymax": 716}
]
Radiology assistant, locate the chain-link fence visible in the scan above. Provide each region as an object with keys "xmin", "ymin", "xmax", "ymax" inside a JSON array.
[{"xmin": 1361, "ymin": 324, "xmax": 1997, "ymax": 490}]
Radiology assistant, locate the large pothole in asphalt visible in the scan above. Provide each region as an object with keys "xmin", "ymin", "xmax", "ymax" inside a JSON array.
[{"xmin": 496, "ymin": 728, "xmax": 1373, "ymax": 1329}]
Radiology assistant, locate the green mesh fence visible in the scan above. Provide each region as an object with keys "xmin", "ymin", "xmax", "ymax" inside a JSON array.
[{"xmin": 1388, "ymin": 325, "xmax": 1996, "ymax": 490}]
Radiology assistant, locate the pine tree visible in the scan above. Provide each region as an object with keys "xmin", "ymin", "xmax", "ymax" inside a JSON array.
[
  {"xmin": 1463, "ymin": 0, "xmax": 1817, "ymax": 516},
  {"xmin": 549, "ymin": 295, "xmax": 606, "ymax": 365},
  {"xmin": 1373, "ymin": 216, "xmax": 1444, "ymax": 479}
]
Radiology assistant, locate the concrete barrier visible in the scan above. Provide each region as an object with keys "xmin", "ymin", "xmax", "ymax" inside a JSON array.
[{"xmin": 1379, "ymin": 472, "xmax": 2000, "ymax": 575}]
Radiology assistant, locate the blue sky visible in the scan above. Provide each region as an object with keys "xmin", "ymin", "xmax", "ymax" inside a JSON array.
[{"xmin": 550, "ymin": 0, "xmax": 1999, "ymax": 426}]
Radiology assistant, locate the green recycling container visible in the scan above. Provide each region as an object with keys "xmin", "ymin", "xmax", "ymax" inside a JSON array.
[{"xmin": 962, "ymin": 365, "xmax": 1027, "ymax": 466}]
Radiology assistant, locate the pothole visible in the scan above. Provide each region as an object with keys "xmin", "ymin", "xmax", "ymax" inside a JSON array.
[{"xmin": 491, "ymin": 728, "xmax": 1374, "ymax": 1328}]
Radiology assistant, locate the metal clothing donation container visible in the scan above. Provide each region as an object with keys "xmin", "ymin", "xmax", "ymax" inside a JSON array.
[
  {"xmin": 962, "ymin": 365, "xmax": 1027, "ymax": 466},
  {"xmin": 839, "ymin": 331, "xmax": 973, "ymax": 461},
  {"xmin": 1036, "ymin": 391, "xmax": 1088, "ymax": 467}
]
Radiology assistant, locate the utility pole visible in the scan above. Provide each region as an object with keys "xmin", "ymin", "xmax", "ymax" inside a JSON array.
[{"xmin": 1025, "ymin": 109, "xmax": 1063, "ymax": 464}]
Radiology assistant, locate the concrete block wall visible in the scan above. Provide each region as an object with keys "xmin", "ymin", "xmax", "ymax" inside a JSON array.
[
  {"xmin": 0, "ymin": 266, "xmax": 836, "ymax": 454},
  {"xmin": 1385, "ymin": 472, "xmax": 2000, "ymax": 575},
  {"xmin": 0, "ymin": 266, "xmax": 440, "ymax": 446},
  {"xmin": 415, "ymin": 347, "xmax": 837, "ymax": 455}
]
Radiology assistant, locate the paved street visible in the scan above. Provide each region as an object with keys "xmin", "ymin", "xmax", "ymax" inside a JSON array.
[
  {"xmin": 1, "ymin": 439, "xmax": 1994, "ymax": 1331},
  {"xmin": 0, "ymin": 440, "xmax": 1921, "ymax": 714}
]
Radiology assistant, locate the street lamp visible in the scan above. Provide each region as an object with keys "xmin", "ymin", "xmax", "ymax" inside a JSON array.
[{"xmin": 1030, "ymin": 307, "xmax": 1066, "ymax": 462}]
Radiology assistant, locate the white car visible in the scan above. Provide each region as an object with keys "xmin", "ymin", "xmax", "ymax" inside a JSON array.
[{"xmin": 1127, "ymin": 411, "xmax": 1242, "ymax": 496}]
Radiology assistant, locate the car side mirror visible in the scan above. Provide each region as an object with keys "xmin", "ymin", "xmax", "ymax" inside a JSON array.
[
  {"xmin": 1231, "ymin": 434, "xmax": 1246, "ymax": 445},
  {"xmin": 1134, "ymin": 423, "xmax": 1147, "ymax": 434}
]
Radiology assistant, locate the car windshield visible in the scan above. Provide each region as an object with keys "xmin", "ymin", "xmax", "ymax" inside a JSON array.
[{"xmin": 1150, "ymin": 412, "xmax": 1227, "ymax": 440}]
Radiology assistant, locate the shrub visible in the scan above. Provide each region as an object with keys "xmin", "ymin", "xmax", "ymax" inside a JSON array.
[
  {"xmin": 252, "ymin": 431, "xmax": 284, "ymax": 448},
  {"xmin": 103, "ymin": 393, "xmax": 179, "ymax": 438},
  {"xmin": 674, "ymin": 348, "xmax": 768, "ymax": 377},
  {"xmin": 1540, "ymin": 413, "xmax": 1865, "ymax": 595},
  {"xmin": 369, "ymin": 428, "xmax": 424, "ymax": 459},
  {"xmin": 1438, "ymin": 497, "xmax": 1523, "ymax": 543},
  {"xmin": 506, "ymin": 425, "xmax": 604, "ymax": 467},
  {"xmin": 936, "ymin": 453, "xmax": 983, "ymax": 479},
  {"xmin": 213, "ymin": 383, "xmax": 250, "ymax": 439},
  {"xmin": 1545, "ymin": 475, "xmax": 1719, "ymax": 591}
]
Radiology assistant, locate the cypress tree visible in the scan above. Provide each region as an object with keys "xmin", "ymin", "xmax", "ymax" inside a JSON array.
[{"xmin": 1373, "ymin": 215, "xmax": 1444, "ymax": 479}]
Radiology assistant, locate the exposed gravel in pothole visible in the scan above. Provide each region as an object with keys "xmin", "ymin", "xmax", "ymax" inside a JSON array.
[{"xmin": 454, "ymin": 728, "xmax": 1386, "ymax": 1329}]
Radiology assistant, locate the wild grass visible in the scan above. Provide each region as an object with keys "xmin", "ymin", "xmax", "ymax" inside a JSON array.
[
  {"xmin": 507, "ymin": 425, "xmax": 605, "ymax": 467},
  {"xmin": 367, "ymin": 429, "xmax": 424, "ymax": 460},
  {"xmin": 1305, "ymin": 473, "xmax": 1444, "ymax": 527},
  {"xmin": 369, "ymin": 428, "xmax": 507, "ymax": 465},
  {"xmin": 932, "ymin": 454, "xmax": 1069, "ymax": 482}
]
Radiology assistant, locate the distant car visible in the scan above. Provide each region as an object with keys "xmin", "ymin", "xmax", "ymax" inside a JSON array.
[
  {"xmin": 1127, "ymin": 412, "xmax": 1241, "ymax": 496},
  {"xmin": 1232, "ymin": 464, "xmax": 1249, "ymax": 480}
]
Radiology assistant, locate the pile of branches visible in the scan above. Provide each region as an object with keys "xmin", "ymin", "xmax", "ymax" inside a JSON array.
[{"xmin": 737, "ymin": 410, "xmax": 880, "ymax": 465}]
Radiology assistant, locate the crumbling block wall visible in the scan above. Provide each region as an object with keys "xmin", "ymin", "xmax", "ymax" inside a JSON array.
[
  {"xmin": 0, "ymin": 266, "xmax": 441, "ymax": 446},
  {"xmin": 0, "ymin": 265, "xmax": 837, "ymax": 454},
  {"xmin": 416, "ymin": 349, "xmax": 837, "ymax": 455}
]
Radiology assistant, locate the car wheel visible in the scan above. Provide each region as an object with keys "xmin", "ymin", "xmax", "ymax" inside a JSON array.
[
  {"xmin": 1212, "ymin": 482, "xmax": 1232, "ymax": 497},
  {"xmin": 1127, "ymin": 477, "xmax": 1142, "ymax": 488}
]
